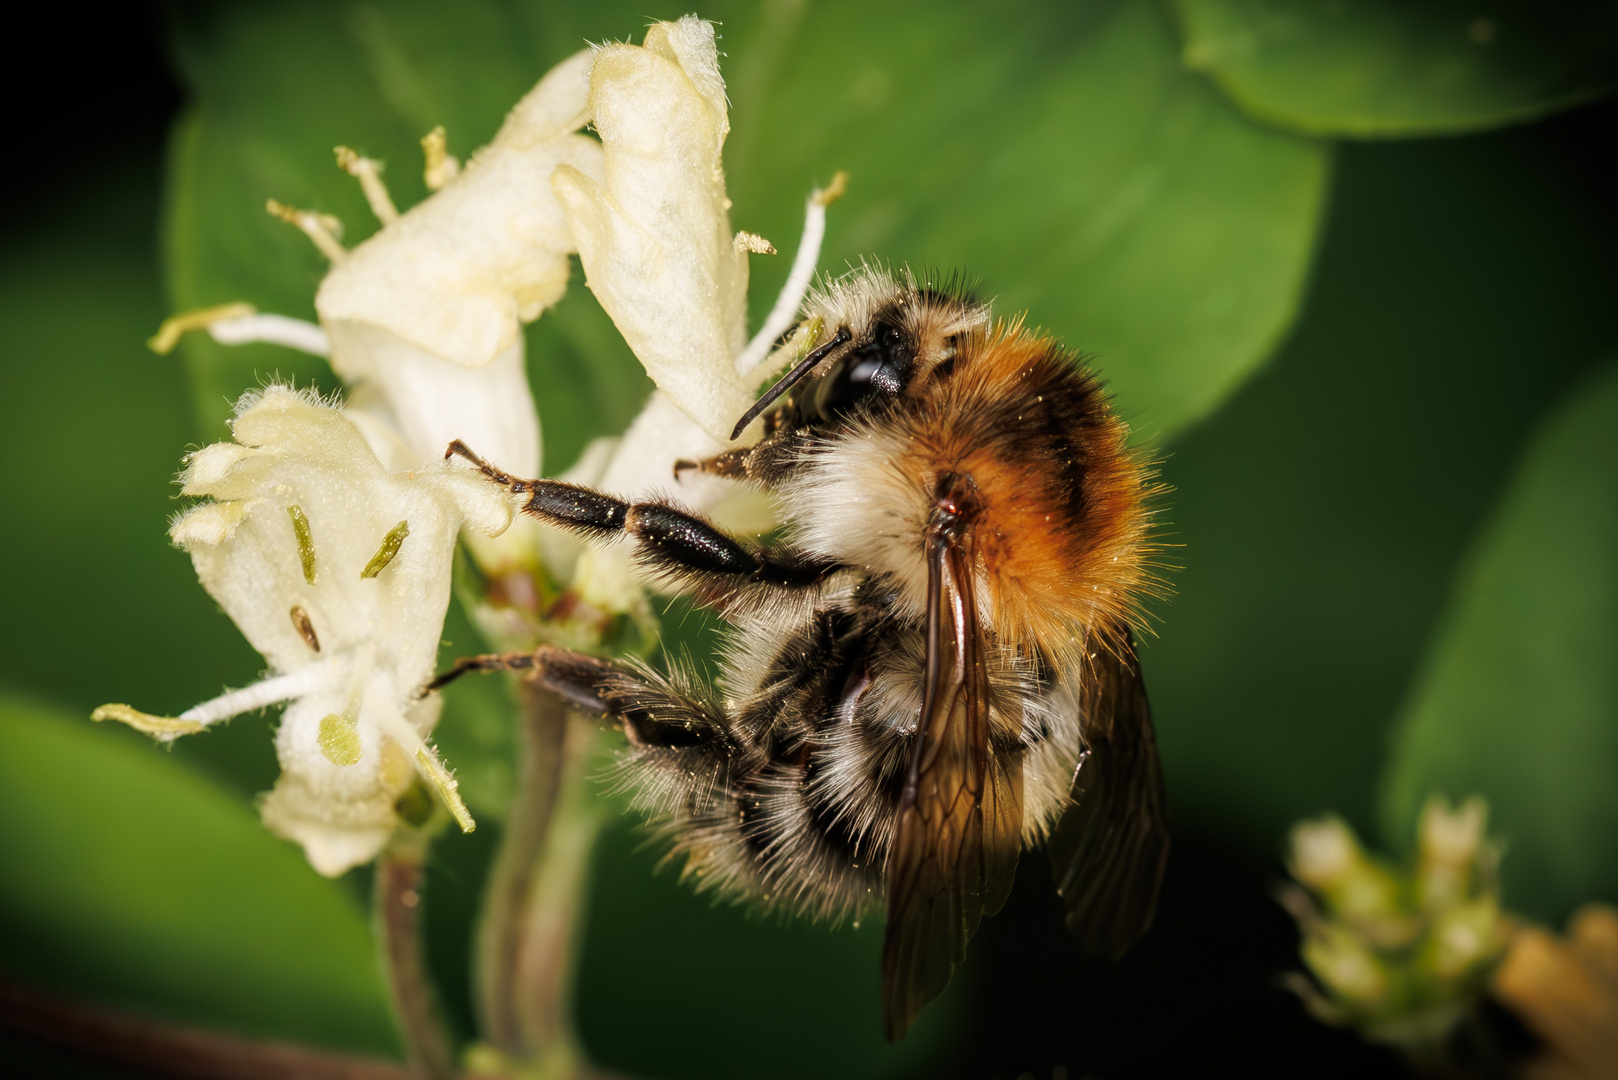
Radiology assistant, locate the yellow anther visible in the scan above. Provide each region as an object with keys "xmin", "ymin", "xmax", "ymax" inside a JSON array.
[
  {"xmin": 289, "ymin": 605, "xmax": 320, "ymax": 652},
  {"xmin": 414, "ymin": 747, "xmax": 475, "ymax": 833},
  {"xmin": 265, "ymin": 198, "xmax": 348, "ymax": 263},
  {"xmin": 360, "ymin": 520, "xmax": 410, "ymax": 579},
  {"xmin": 287, "ymin": 505, "xmax": 318, "ymax": 584},
  {"xmin": 420, "ymin": 126, "xmax": 460, "ymax": 191},
  {"xmin": 734, "ymin": 231, "xmax": 776, "ymax": 255},
  {"xmin": 92, "ymin": 703, "xmax": 205, "ymax": 739},
  {"xmin": 334, "ymin": 146, "xmax": 399, "ymax": 225},
  {"xmin": 147, "ymin": 301, "xmax": 257, "ymax": 355},
  {"xmin": 812, "ymin": 170, "xmax": 849, "ymax": 207}
]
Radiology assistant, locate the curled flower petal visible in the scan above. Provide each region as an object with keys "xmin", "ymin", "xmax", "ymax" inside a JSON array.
[
  {"xmin": 554, "ymin": 17, "xmax": 759, "ymax": 444},
  {"xmin": 317, "ymin": 50, "xmax": 602, "ymax": 376},
  {"xmin": 312, "ymin": 48, "xmax": 605, "ymax": 532}
]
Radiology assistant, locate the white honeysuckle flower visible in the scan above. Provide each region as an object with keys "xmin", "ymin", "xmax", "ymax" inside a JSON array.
[
  {"xmin": 94, "ymin": 386, "xmax": 513, "ymax": 877},
  {"xmin": 153, "ymin": 51, "xmax": 607, "ymax": 574},
  {"xmin": 317, "ymin": 48, "xmax": 604, "ymax": 479},
  {"xmin": 550, "ymin": 17, "xmax": 842, "ymax": 612},
  {"xmin": 150, "ymin": 24, "xmax": 843, "ymax": 616},
  {"xmin": 553, "ymin": 16, "xmax": 760, "ymax": 446}
]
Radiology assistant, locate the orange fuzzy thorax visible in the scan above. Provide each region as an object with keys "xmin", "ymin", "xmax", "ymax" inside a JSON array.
[{"xmin": 779, "ymin": 320, "xmax": 1158, "ymax": 659}]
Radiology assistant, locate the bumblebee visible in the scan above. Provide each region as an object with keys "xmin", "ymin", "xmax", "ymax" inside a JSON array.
[{"xmin": 435, "ymin": 267, "xmax": 1169, "ymax": 1038}]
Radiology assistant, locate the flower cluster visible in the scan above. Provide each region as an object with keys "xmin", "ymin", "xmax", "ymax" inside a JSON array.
[
  {"xmin": 107, "ymin": 17, "xmax": 838, "ymax": 876},
  {"xmin": 1279, "ymin": 797, "xmax": 1511, "ymax": 1053},
  {"xmin": 96, "ymin": 387, "xmax": 512, "ymax": 874}
]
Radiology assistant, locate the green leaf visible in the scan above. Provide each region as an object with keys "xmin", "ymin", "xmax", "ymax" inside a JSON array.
[
  {"xmin": 0, "ymin": 154, "xmax": 275, "ymax": 798},
  {"xmin": 1173, "ymin": 0, "xmax": 1618, "ymax": 139},
  {"xmin": 1378, "ymin": 362, "xmax": 1618, "ymax": 923},
  {"xmin": 0, "ymin": 692, "xmax": 397, "ymax": 1053},
  {"xmin": 1140, "ymin": 132, "xmax": 1618, "ymax": 850},
  {"xmin": 168, "ymin": 0, "xmax": 1326, "ymax": 447},
  {"xmin": 430, "ymin": 589, "xmax": 517, "ymax": 822},
  {"xmin": 729, "ymin": 0, "xmax": 1328, "ymax": 443},
  {"xmin": 575, "ymin": 816, "xmax": 962, "ymax": 1080}
]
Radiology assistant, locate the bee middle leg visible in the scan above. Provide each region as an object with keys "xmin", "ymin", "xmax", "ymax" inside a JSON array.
[{"xmin": 447, "ymin": 440, "xmax": 836, "ymax": 598}]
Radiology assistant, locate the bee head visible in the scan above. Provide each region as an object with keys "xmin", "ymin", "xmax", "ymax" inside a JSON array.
[{"xmin": 731, "ymin": 268, "xmax": 988, "ymax": 439}]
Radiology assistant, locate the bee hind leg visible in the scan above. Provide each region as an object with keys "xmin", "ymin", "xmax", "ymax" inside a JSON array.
[
  {"xmin": 430, "ymin": 644, "xmax": 737, "ymax": 756},
  {"xmin": 424, "ymin": 651, "xmax": 535, "ymax": 692}
]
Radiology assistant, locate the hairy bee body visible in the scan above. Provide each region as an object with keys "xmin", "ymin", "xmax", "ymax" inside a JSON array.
[{"xmin": 440, "ymin": 267, "xmax": 1169, "ymax": 1038}]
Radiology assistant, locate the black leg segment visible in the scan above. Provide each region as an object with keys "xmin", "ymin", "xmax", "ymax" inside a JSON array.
[
  {"xmin": 427, "ymin": 645, "xmax": 733, "ymax": 753},
  {"xmin": 447, "ymin": 439, "xmax": 837, "ymax": 594}
]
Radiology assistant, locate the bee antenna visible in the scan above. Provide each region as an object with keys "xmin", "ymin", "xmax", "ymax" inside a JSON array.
[{"xmin": 729, "ymin": 326, "xmax": 851, "ymax": 441}]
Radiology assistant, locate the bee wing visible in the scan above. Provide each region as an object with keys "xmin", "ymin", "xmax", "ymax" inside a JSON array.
[
  {"xmin": 1048, "ymin": 626, "xmax": 1171, "ymax": 960},
  {"xmin": 881, "ymin": 528, "xmax": 1023, "ymax": 1040}
]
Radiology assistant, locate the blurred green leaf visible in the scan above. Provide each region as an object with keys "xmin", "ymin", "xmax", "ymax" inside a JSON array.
[
  {"xmin": 729, "ymin": 0, "xmax": 1328, "ymax": 443},
  {"xmin": 1173, "ymin": 0, "xmax": 1618, "ymax": 138},
  {"xmin": 1378, "ymin": 361, "xmax": 1618, "ymax": 923},
  {"xmin": 168, "ymin": 0, "xmax": 1325, "ymax": 446},
  {"xmin": 0, "ymin": 692, "xmax": 397, "ymax": 1054},
  {"xmin": 0, "ymin": 154, "xmax": 275, "ymax": 799},
  {"xmin": 658, "ymin": 0, "xmax": 1330, "ymax": 442},
  {"xmin": 431, "ymin": 591, "xmax": 517, "ymax": 822},
  {"xmin": 575, "ymin": 815, "xmax": 960, "ymax": 1080},
  {"xmin": 1144, "ymin": 131, "xmax": 1618, "ymax": 850}
]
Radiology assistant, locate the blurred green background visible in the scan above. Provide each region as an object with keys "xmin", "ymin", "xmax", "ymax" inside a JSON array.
[{"xmin": 0, "ymin": 1, "xmax": 1614, "ymax": 1077}]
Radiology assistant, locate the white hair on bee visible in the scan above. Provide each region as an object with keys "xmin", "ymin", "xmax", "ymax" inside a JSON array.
[
  {"xmin": 799, "ymin": 261, "xmax": 902, "ymax": 334},
  {"xmin": 799, "ymin": 263, "xmax": 991, "ymax": 350}
]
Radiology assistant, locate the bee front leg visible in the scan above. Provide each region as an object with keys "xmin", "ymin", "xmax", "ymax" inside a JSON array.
[
  {"xmin": 447, "ymin": 440, "xmax": 837, "ymax": 600},
  {"xmin": 672, "ymin": 425, "xmax": 808, "ymax": 486}
]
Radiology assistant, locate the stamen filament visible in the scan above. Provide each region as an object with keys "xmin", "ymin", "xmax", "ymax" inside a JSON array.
[
  {"xmin": 92, "ymin": 661, "xmax": 339, "ymax": 742},
  {"xmin": 266, "ymin": 198, "xmax": 349, "ymax": 263},
  {"xmin": 147, "ymin": 302, "xmax": 257, "ymax": 355},
  {"xmin": 334, "ymin": 146, "xmax": 400, "ymax": 225},
  {"xmin": 208, "ymin": 313, "xmax": 331, "ymax": 357},
  {"xmin": 734, "ymin": 171, "xmax": 848, "ymax": 377},
  {"xmin": 179, "ymin": 662, "xmax": 337, "ymax": 726}
]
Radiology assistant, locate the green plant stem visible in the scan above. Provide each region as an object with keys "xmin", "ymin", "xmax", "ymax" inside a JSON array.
[
  {"xmin": 509, "ymin": 715, "xmax": 605, "ymax": 1060},
  {"xmin": 475, "ymin": 686, "xmax": 568, "ymax": 1055},
  {"xmin": 0, "ymin": 976, "xmax": 416, "ymax": 1080},
  {"xmin": 376, "ymin": 850, "xmax": 457, "ymax": 1080},
  {"xmin": 474, "ymin": 686, "xmax": 607, "ymax": 1077}
]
